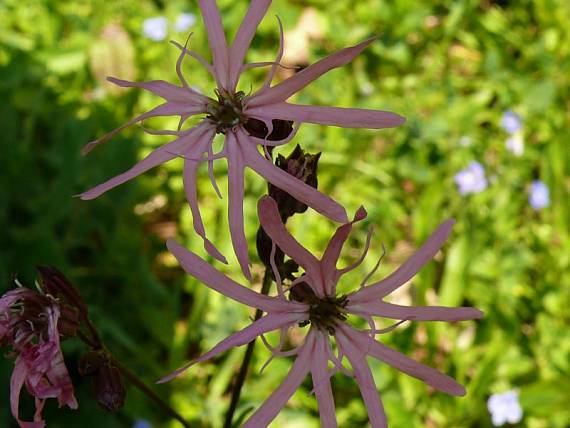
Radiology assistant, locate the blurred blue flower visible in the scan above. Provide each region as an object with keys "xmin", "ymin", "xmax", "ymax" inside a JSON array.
[
  {"xmin": 529, "ymin": 180, "xmax": 550, "ymax": 210},
  {"xmin": 500, "ymin": 110, "xmax": 522, "ymax": 134},
  {"xmin": 174, "ymin": 13, "xmax": 197, "ymax": 33},
  {"xmin": 505, "ymin": 133, "xmax": 524, "ymax": 156},
  {"xmin": 133, "ymin": 419, "xmax": 152, "ymax": 428},
  {"xmin": 454, "ymin": 161, "xmax": 488, "ymax": 195},
  {"xmin": 143, "ymin": 17, "xmax": 168, "ymax": 41},
  {"xmin": 487, "ymin": 390, "xmax": 523, "ymax": 426}
]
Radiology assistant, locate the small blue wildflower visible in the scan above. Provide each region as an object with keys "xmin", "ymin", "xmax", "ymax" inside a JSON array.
[
  {"xmin": 487, "ymin": 390, "xmax": 523, "ymax": 426},
  {"xmin": 454, "ymin": 161, "xmax": 488, "ymax": 195},
  {"xmin": 143, "ymin": 17, "xmax": 168, "ymax": 41},
  {"xmin": 500, "ymin": 110, "xmax": 522, "ymax": 134},
  {"xmin": 174, "ymin": 13, "xmax": 197, "ymax": 33},
  {"xmin": 529, "ymin": 180, "xmax": 550, "ymax": 209},
  {"xmin": 133, "ymin": 419, "xmax": 152, "ymax": 428}
]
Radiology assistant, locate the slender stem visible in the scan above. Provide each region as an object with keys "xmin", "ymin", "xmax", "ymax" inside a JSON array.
[
  {"xmin": 113, "ymin": 359, "xmax": 191, "ymax": 428},
  {"xmin": 223, "ymin": 269, "xmax": 273, "ymax": 428}
]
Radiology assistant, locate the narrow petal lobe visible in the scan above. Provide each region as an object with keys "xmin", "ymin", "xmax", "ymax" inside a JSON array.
[{"xmin": 247, "ymin": 102, "xmax": 405, "ymax": 129}]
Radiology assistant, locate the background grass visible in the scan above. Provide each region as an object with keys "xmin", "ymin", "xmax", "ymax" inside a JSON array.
[{"xmin": 1, "ymin": 0, "xmax": 569, "ymax": 427}]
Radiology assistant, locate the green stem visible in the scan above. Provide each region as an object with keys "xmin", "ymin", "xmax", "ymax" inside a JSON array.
[
  {"xmin": 113, "ymin": 359, "xmax": 191, "ymax": 428},
  {"xmin": 223, "ymin": 269, "xmax": 273, "ymax": 428}
]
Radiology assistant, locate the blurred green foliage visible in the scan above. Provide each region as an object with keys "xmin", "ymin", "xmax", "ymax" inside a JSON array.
[{"xmin": 1, "ymin": 0, "xmax": 569, "ymax": 427}]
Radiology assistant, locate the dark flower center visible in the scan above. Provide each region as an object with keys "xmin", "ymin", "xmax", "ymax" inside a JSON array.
[
  {"xmin": 290, "ymin": 282, "xmax": 348, "ymax": 335},
  {"xmin": 206, "ymin": 88, "xmax": 294, "ymax": 140},
  {"xmin": 206, "ymin": 89, "xmax": 247, "ymax": 134}
]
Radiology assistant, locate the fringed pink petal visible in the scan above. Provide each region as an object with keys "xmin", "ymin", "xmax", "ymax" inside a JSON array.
[
  {"xmin": 181, "ymin": 127, "xmax": 227, "ymax": 263},
  {"xmin": 198, "ymin": 0, "xmax": 230, "ymax": 89},
  {"xmin": 106, "ymin": 76, "xmax": 208, "ymax": 105},
  {"xmin": 256, "ymin": 196, "xmax": 321, "ymax": 279},
  {"xmin": 173, "ymin": 33, "xmax": 193, "ymax": 89},
  {"xmin": 248, "ymin": 102, "xmax": 405, "ymax": 129},
  {"xmin": 349, "ymin": 219, "xmax": 456, "ymax": 303},
  {"xmin": 229, "ymin": 0, "xmax": 272, "ymax": 91},
  {"xmin": 241, "ymin": 130, "xmax": 348, "ymax": 223},
  {"xmin": 342, "ymin": 324, "xmax": 466, "ymax": 396},
  {"xmin": 347, "ymin": 300, "xmax": 484, "ymax": 322},
  {"xmin": 337, "ymin": 226, "xmax": 374, "ymax": 278},
  {"xmin": 170, "ymin": 40, "xmax": 216, "ymax": 79},
  {"xmin": 259, "ymin": 325, "xmax": 294, "ymax": 374},
  {"xmin": 79, "ymin": 123, "xmax": 211, "ymax": 200},
  {"xmin": 248, "ymin": 37, "xmax": 377, "ymax": 107},
  {"xmin": 227, "ymin": 133, "xmax": 252, "ymax": 280},
  {"xmin": 357, "ymin": 240, "xmax": 385, "ymax": 289},
  {"xmin": 166, "ymin": 238, "xmax": 305, "ymax": 313},
  {"xmin": 310, "ymin": 331, "xmax": 338, "ymax": 428},
  {"xmin": 243, "ymin": 333, "xmax": 315, "ymax": 428},
  {"xmin": 241, "ymin": 60, "xmax": 297, "ymax": 72},
  {"xmin": 270, "ymin": 242, "xmax": 285, "ymax": 298},
  {"xmin": 81, "ymin": 103, "xmax": 184, "ymax": 155},
  {"xmin": 206, "ymin": 145, "xmax": 223, "ymax": 199},
  {"xmin": 158, "ymin": 312, "xmax": 304, "ymax": 384},
  {"xmin": 336, "ymin": 330, "xmax": 387, "ymax": 428},
  {"xmin": 321, "ymin": 206, "xmax": 367, "ymax": 295}
]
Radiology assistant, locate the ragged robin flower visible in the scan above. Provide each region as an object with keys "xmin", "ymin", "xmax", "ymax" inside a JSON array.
[
  {"xmin": 80, "ymin": 0, "xmax": 405, "ymax": 280},
  {"xmin": 159, "ymin": 196, "xmax": 483, "ymax": 427}
]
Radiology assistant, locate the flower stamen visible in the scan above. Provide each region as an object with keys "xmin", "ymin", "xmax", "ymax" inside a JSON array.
[
  {"xmin": 206, "ymin": 89, "xmax": 247, "ymax": 134},
  {"xmin": 290, "ymin": 282, "xmax": 348, "ymax": 335}
]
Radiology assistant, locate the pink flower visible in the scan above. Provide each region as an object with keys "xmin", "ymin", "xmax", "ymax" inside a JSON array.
[
  {"xmin": 80, "ymin": 0, "xmax": 405, "ymax": 280},
  {"xmin": 1, "ymin": 288, "xmax": 78, "ymax": 428},
  {"xmin": 159, "ymin": 196, "xmax": 482, "ymax": 427}
]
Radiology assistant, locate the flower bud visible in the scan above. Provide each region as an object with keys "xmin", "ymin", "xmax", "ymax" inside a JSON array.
[
  {"xmin": 243, "ymin": 117, "xmax": 294, "ymax": 141},
  {"xmin": 57, "ymin": 304, "xmax": 80, "ymax": 338},
  {"xmin": 37, "ymin": 266, "xmax": 88, "ymax": 318},
  {"xmin": 78, "ymin": 350, "xmax": 108, "ymax": 376},
  {"xmin": 92, "ymin": 364, "xmax": 126, "ymax": 412},
  {"xmin": 269, "ymin": 145, "xmax": 321, "ymax": 221}
]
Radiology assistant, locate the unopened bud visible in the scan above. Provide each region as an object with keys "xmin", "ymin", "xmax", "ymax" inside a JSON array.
[
  {"xmin": 78, "ymin": 350, "xmax": 108, "ymax": 376},
  {"xmin": 269, "ymin": 145, "xmax": 321, "ymax": 221},
  {"xmin": 37, "ymin": 266, "xmax": 88, "ymax": 317},
  {"xmin": 289, "ymin": 281, "xmax": 317, "ymax": 303},
  {"xmin": 92, "ymin": 364, "xmax": 126, "ymax": 412},
  {"xmin": 57, "ymin": 304, "xmax": 80, "ymax": 338},
  {"xmin": 243, "ymin": 118, "xmax": 293, "ymax": 141}
]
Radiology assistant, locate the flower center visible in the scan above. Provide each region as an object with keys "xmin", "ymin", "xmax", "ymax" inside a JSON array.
[
  {"xmin": 206, "ymin": 89, "xmax": 247, "ymax": 134},
  {"xmin": 290, "ymin": 282, "xmax": 348, "ymax": 335}
]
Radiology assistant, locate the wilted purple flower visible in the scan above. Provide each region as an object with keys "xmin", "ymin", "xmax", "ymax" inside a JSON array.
[
  {"xmin": 159, "ymin": 196, "xmax": 482, "ymax": 426},
  {"xmin": 174, "ymin": 13, "xmax": 197, "ymax": 33},
  {"xmin": 80, "ymin": 0, "xmax": 405, "ymax": 280},
  {"xmin": 528, "ymin": 180, "xmax": 549, "ymax": 210},
  {"xmin": 1, "ymin": 288, "xmax": 78, "ymax": 427},
  {"xmin": 505, "ymin": 133, "xmax": 524, "ymax": 156},
  {"xmin": 487, "ymin": 390, "xmax": 523, "ymax": 426},
  {"xmin": 143, "ymin": 17, "xmax": 168, "ymax": 41},
  {"xmin": 454, "ymin": 161, "xmax": 488, "ymax": 195},
  {"xmin": 500, "ymin": 110, "xmax": 522, "ymax": 134}
]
